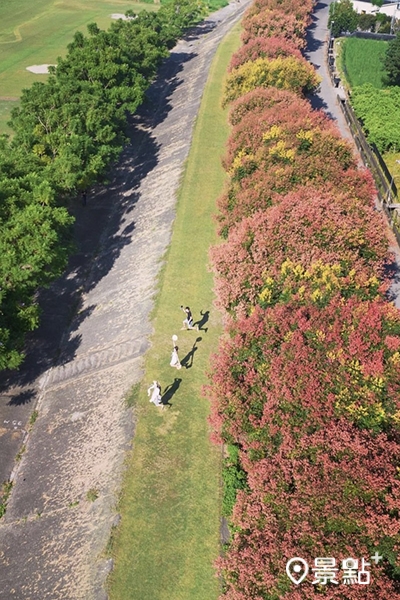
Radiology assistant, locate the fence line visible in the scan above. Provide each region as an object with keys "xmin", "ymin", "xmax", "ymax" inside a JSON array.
[{"xmin": 327, "ymin": 37, "xmax": 400, "ymax": 246}]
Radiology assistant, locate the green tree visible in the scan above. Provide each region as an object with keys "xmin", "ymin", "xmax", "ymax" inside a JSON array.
[
  {"xmin": 1, "ymin": 0, "xmax": 206, "ymax": 370},
  {"xmin": 157, "ymin": 0, "xmax": 207, "ymax": 47},
  {"xmin": 357, "ymin": 13, "xmax": 376, "ymax": 32},
  {"xmin": 329, "ymin": 0, "xmax": 358, "ymax": 36},
  {"xmin": 10, "ymin": 78, "xmax": 125, "ymax": 192},
  {"xmin": 383, "ymin": 31, "xmax": 400, "ymax": 86},
  {"xmin": 351, "ymin": 83, "xmax": 400, "ymax": 151},
  {"xmin": 0, "ymin": 140, "xmax": 74, "ymax": 369}
]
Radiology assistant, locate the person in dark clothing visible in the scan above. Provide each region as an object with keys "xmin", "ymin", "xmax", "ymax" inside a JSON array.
[{"xmin": 180, "ymin": 306, "xmax": 198, "ymax": 330}]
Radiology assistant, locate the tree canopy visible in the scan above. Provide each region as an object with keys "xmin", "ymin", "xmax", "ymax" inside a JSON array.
[
  {"xmin": 383, "ymin": 31, "xmax": 400, "ymax": 86},
  {"xmin": 328, "ymin": 0, "xmax": 358, "ymax": 37},
  {"xmin": 0, "ymin": 0, "xmax": 205, "ymax": 370}
]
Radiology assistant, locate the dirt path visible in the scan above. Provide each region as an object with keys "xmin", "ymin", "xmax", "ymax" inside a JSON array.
[{"xmin": 0, "ymin": 3, "xmax": 250, "ymax": 598}]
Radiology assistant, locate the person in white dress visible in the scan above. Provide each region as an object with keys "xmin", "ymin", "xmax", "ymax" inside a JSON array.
[
  {"xmin": 148, "ymin": 381, "xmax": 162, "ymax": 406},
  {"xmin": 170, "ymin": 345, "xmax": 182, "ymax": 369}
]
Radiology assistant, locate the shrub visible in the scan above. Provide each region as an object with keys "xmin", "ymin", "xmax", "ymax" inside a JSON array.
[
  {"xmin": 229, "ymin": 36, "xmax": 302, "ymax": 72},
  {"xmin": 222, "ymin": 56, "xmax": 320, "ymax": 106},
  {"xmin": 212, "ymin": 186, "xmax": 387, "ymax": 316},
  {"xmin": 351, "ymin": 84, "xmax": 400, "ymax": 152},
  {"xmin": 228, "ymin": 88, "xmax": 301, "ymax": 126}
]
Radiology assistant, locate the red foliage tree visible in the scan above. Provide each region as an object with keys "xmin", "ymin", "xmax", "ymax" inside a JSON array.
[
  {"xmin": 218, "ymin": 424, "xmax": 400, "ymax": 599},
  {"xmin": 241, "ymin": 9, "xmax": 310, "ymax": 47},
  {"xmin": 217, "ymin": 127, "xmax": 362, "ymax": 236},
  {"xmin": 228, "ymin": 88, "xmax": 301, "ymax": 127},
  {"xmin": 223, "ymin": 100, "xmax": 333, "ymax": 171},
  {"xmin": 208, "ymin": 301, "xmax": 400, "ymax": 598},
  {"xmin": 229, "ymin": 36, "xmax": 303, "ymax": 72},
  {"xmin": 212, "ymin": 186, "xmax": 388, "ymax": 316},
  {"xmin": 244, "ymin": 0, "xmax": 314, "ymax": 23},
  {"xmin": 209, "ymin": 291, "xmax": 400, "ymax": 446}
]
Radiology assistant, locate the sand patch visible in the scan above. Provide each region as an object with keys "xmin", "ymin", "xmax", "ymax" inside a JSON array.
[
  {"xmin": 111, "ymin": 13, "xmax": 135, "ymax": 20},
  {"xmin": 26, "ymin": 64, "xmax": 54, "ymax": 74}
]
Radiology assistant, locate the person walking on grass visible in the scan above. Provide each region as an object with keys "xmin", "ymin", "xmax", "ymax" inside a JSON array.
[
  {"xmin": 170, "ymin": 345, "xmax": 182, "ymax": 369},
  {"xmin": 180, "ymin": 305, "xmax": 198, "ymax": 330},
  {"xmin": 148, "ymin": 381, "xmax": 162, "ymax": 406}
]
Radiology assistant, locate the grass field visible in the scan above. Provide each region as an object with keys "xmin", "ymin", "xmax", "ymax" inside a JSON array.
[
  {"xmin": 107, "ymin": 19, "xmax": 242, "ymax": 600},
  {"xmin": 339, "ymin": 37, "xmax": 388, "ymax": 89},
  {"xmin": 0, "ymin": 99, "xmax": 18, "ymax": 136},
  {"xmin": 0, "ymin": 0, "xmax": 159, "ymax": 133}
]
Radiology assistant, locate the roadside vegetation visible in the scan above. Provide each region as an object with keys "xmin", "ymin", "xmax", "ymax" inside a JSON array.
[
  {"xmin": 0, "ymin": 0, "xmax": 227, "ymax": 130},
  {"xmin": 338, "ymin": 31, "xmax": 400, "ymax": 184},
  {"xmin": 0, "ymin": 0, "xmax": 207, "ymax": 371},
  {"xmin": 329, "ymin": 0, "xmax": 393, "ymax": 36},
  {"xmin": 207, "ymin": 0, "xmax": 400, "ymax": 597},
  {"xmin": 107, "ymin": 20, "xmax": 242, "ymax": 600}
]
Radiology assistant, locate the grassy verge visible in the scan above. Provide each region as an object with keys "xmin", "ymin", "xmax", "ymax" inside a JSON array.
[
  {"xmin": 337, "ymin": 37, "xmax": 388, "ymax": 89},
  {"xmin": 107, "ymin": 20, "xmax": 242, "ymax": 600}
]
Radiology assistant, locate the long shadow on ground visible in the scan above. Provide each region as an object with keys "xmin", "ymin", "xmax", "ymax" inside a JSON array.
[{"xmin": 0, "ymin": 19, "xmax": 224, "ymax": 485}]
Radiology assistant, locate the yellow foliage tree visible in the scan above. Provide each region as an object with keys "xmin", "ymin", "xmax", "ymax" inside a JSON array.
[{"xmin": 222, "ymin": 56, "xmax": 320, "ymax": 107}]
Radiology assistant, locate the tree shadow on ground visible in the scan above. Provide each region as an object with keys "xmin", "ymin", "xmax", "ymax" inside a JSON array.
[
  {"xmin": 7, "ymin": 389, "xmax": 36, "ymax": 407},
  {"xmin": 304, "ymin": 6, "xmax": 326, "ymax": 56},
  {"xmin": 0, "ymin": 47, "xmax": 196, "ymax": 391},
  {"xmin": 385, "ymin": 256, "xmax": 400, "ymax": 307},
  {"xmin": 140, "ymin": 51, "xmax": 196, "ymax": 130},
  {"xmin": 183, "ymin": 20, "xmax": 217, "ymax": 42},
  {"xmin": 304, "ymin": 3, "xmax": 338, "ymax": 119}
]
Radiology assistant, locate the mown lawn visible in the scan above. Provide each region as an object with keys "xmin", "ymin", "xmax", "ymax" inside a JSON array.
[
  {"xmin": 0, "ymin": 0, "xmax": 159, "ymax": 133},
  {"xmin": 339, "ymin": 37, "xmax": 388, "ymax": 89},
  {"xmin": 107, "ymin": 19, "xmax": 242, "ymax": 600}
]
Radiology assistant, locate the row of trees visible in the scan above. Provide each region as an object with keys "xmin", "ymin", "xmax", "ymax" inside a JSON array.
[
  {"xmin": 0, "ymin": 0, "xmax": 205, "ymax": 370},
  {"xmin": 207, "ymin": 0, "xmax": 400, "ymax": 597},
  {"xmin": 328, "ymin": 0, "xmax": 394, "ymax": 37}
]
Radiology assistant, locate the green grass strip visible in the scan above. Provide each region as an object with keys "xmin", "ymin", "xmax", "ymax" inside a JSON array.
[
  {"xmin": 339, "ymin": 37, "xmax": 388, "ymax": 90},
  {"xmin": 107, "ymin": 20, "xmax": 242, "ymax": 600}
]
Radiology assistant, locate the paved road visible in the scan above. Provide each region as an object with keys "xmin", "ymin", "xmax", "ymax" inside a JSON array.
[
  {"xmin": 0, "ymin": 3, "xmax": 250, "ymax": 599},
  {"xmin": 304, "ymin": 0, "xmax": 400, "ymax": 305},
  {"xmin": 304, "ymin": 0, "xmax": 353, "ymax": 142}
]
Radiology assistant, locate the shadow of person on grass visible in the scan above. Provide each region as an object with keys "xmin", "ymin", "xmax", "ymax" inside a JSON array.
[
  {"xmin": 194, "ymin": 310, "xmax": 209, "ymax": 332},
  {"xmin": 181, "ymin": 337, "xmax": 202, "ymax": 369},
  {"xmin": 162, "ymin": 377, "xmax": 182, "ymax": 407}
]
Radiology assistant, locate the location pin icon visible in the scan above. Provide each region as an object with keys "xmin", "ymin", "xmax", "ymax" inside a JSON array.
[{"xmin": 286, "ymin": 557, "xmax": 309, "ymax": 585}]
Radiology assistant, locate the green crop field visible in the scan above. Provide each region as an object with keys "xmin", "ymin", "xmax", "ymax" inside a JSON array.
[
  {"xmin": 0, "ymin": 0, "xmax": 159, "ymax": 133},
  {"xmin": 339, "ymin": 37, "xmax": 388, "ymax": 89}
]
